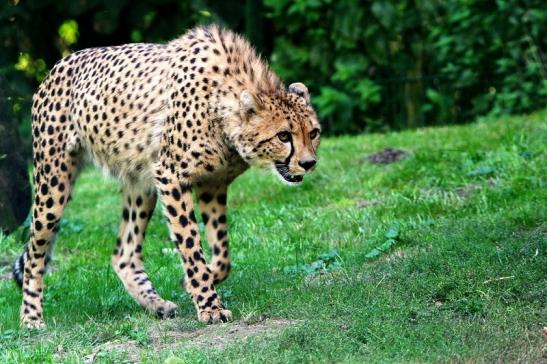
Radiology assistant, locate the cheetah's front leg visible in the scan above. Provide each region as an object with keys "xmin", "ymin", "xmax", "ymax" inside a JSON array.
[
  {"xmin": 197, "ymin": 182, "xmax": 231, "ymax": 284},
  {"xmin": 155, "ymin": 172, "xmax": 231, "ymax": 324}
]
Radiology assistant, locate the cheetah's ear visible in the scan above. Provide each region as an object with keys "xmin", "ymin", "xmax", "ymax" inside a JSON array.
[
  {"xmin": 288, "ymin": 82, "xmax": 310, "ymax": 103},
  {"xmin": 240, "ymin": 90, "xmax": 263, "ymax": 117}
]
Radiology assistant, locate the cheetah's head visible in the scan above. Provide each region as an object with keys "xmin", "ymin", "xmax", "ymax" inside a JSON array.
[{"xmin": 230, "ymin": 83, "xmax": 320, "ymax": 186}]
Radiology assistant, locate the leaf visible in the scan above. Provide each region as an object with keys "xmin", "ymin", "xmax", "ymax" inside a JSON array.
[
  {"xmin": 318, "ymin": 249, "xmax": 339, "ymax": 263},
  {"xmin": 315, "ymin": 86, "xmax": 353, "ymax": 120},
  {"xmin": 58, "ymin": 20, "xmax": 79, "ymax": 45},
  {"xmin": 426, "ymin": 88, "xmax": 443, "ymax": 105},
  {"xmin": 131, "ymin": 30, "xmax": 143, "ymax": 42},
  {"xmin": 364, "ymin": 239, "xmax": 396, "ymax": 259},
  {"xmin": 467, "ymin": 166, "xmax": 494, "ymax": 177},
  {"xmin": 355, "ymin": 79, "xmax": 382, "ymax": 105},
  {"xmin": 284, "ymin": 250, "xmax": 342, "ymax": 277},
  {"xmin": 371, "ymin": 1, "xmax": 396, "ymax": 28},
  {"xmin": 384, "ymin": 224, "xmax": 399, "ymax": 239}
]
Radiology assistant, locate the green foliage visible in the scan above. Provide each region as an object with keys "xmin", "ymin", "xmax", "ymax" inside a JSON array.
[
  {"xmin": 265, "ymin": 0, "xmax": 546, "ymax": 133},
  {"xmin": 58, "ymin": 19, "xmax": 79, "ymax": 56},
  {"xmin": 0, "ymin": 0, "xmax": 545, "ymax": 137},
  {"xmin": 364, "ymin": 223, "xmax": 400, "ymax": 259},
  {"xmin": 283, "ymin": 249, "xmax": 342, "ymax": 275},
  {"xmin": 426, "ymin": 1, "xmax": 547, "ymax": 121},
  {"xmin": 58, "ymin": 20, "xmax": 79, "ymax": 45},
  {"xmin": 14, "ymin": 54, "xmax": 47, "ymax": 82}
]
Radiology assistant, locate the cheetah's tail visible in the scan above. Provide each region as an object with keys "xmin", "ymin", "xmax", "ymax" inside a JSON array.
[
  {"xmin": 12, "ymin": 246, "xmax": 52, "ymax": 288},
  {"xmin": 12, "ymin": 249, "xmax": 27, "ymax": 288}
]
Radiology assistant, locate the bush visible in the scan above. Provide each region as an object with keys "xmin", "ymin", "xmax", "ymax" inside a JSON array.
[
  {"xmin": 265, "ymin": 0, "xmax": 546, "ymax": 134},
  {"xmin": 0, "ymin": 0, "xmax": 545, "ymax": 138}
]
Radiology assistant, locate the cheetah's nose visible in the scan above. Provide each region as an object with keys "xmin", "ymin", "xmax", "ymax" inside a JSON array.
[{"xmin": 298, "ymin": 159, "xmax": 316, "ymax": 171}]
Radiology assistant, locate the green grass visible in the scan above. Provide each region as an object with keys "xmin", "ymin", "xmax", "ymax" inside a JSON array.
[{"xmin": 1, "ymin": 111, "xmax": 546, "ymax": 363}]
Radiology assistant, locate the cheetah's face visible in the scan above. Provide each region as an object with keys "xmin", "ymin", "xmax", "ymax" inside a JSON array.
[{"xmin": 236, "ymin": 83, "xmax": 320, "ymax": 186}]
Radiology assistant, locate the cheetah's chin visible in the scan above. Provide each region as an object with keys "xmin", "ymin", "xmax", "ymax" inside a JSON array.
[{"xmin": 273, "ymin": 164, "xmax": 304, "ymax": 186}]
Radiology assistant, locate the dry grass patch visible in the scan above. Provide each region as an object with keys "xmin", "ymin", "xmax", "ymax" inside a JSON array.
[
  {"xmin": 149, "ymin": 317, "xmax": 297, "ymax": 351},
  {"xmin": 80, "ymin": 318, "xmax": 298, "ymax": 363}
]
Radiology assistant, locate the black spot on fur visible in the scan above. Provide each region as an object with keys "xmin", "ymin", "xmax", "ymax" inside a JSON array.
[
  {"xmin": 199, "ymin": 193, "xmax": 213, "ymax": 203},
  {"xmin": 166, "ymin": 205, "xmax": 177, "ymax": 217}
]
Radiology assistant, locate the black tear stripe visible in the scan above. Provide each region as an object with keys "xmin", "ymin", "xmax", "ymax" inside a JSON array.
[{"xmin": 283, "ymin": 139, "xmax": 295, "ymax": 165}]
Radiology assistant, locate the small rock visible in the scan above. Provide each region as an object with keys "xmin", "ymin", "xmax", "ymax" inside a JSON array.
[{"xmin": 368, "ymin": 148, "xmax": 409, "ymax": 164}]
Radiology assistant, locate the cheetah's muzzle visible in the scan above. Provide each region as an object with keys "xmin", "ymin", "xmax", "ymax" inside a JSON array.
[{"xmin": 275, "ymin": 163, "xmax": 304, "ymax": 184}]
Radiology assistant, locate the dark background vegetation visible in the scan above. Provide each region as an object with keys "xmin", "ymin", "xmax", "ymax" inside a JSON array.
[{"xmin": 0, "ymin": 0, "xmax": 546, "ymax": 141}]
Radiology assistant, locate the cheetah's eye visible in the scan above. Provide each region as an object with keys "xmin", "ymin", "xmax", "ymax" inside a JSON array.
[
  {"xmin": 277, "ymin": 131, "xmax": 291, "ymax": 143},
  {"xmin": 309, "ymin": 129, "xmax": 320, "ymax": 140}
]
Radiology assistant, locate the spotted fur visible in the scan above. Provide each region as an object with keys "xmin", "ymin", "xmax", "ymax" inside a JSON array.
[{"xmin": 14, "ymin": 24, "xmax": 320, "ymax": 328}]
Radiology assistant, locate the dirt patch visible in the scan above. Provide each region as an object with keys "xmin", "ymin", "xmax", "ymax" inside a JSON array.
[
  {"xmin": 0, "ymin": 271, "xmax": 12, "ymax": 281},
  {"xmin": 454, "ymin": 183, "xmax": 481, "ymax": 198},
  {"xmin": 82, "ymin": 318, "xmax": 297, "ymax": 363},
  {"xmin": 382, "ymin": 249, "xmax": 409, "ymax": 262},
  {"xmin": 82, "ymin": 340, "xmax": 141, "ymax": 363},
  {"xmin": 149, "ymin": 317, "xmax": 297, "ymax": 351},
  {"xmin": 0, "ymin": 256, "xmax": 13, "ymax": 281},
  {"xmin": 368, "ymin": 148, "xmax": 409, "ymax": 164},
  {"xmin": 304, "ymin": 270, "xmax": 348, "ymax": 287},
  {"xmin": 356, "ymin": 199, "xmax": 380, "ymax": 209},
  {"xmin": 454, "ymin": 178, "xmax": 496, "ymax": 198}
]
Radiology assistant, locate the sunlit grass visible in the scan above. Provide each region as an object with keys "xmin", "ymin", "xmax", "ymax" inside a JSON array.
[{"xmin": 0, "ymin": 110, "xmax": 545, "ymax": 363}]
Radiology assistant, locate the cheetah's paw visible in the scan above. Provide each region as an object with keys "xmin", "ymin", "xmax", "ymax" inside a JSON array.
[
  {"xmin": 154, "ymin": 300, "xmax": 178, "ymax": 319},
  {"xmin": 21, "ymin": 317, "xmax": 46, "ymax": 330},
  {"xmin": 198, "ymin": 308, "xmax": 232, "ymax": 324}
]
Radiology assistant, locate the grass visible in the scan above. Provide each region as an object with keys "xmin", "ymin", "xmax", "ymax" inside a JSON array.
[{"xmin": 0, "ymin": 110, "xmax": 546, "ymax": 363}]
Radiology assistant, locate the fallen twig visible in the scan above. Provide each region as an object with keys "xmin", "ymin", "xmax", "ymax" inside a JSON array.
[{"xmin": 483, "ymin": 276, "xmax": 515, "ymax": 284}]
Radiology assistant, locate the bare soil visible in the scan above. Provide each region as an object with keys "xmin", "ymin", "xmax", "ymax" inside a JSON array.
[
  {"xmin": 82, "ymin": 318, "xmax": 297, "ymax": 363},
  {"xmin": 149, "ymin": 317, "xmax": 296, "ymax": 350}
]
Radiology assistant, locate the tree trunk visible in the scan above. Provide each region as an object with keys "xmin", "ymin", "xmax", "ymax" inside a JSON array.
[
  {"xmin": 0, "ymin": 78, "xmax": 31, "ymax": 235},
  {"xmin": 404, "ymin": 40, "xmax": 424, "ymax": 128},
  {"xmin": 245, "ymin": 0, "xmax": 266, "ymax": 55}
]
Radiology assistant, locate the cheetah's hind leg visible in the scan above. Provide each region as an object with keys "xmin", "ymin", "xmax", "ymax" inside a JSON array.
[
  {"xmin": 112, "ymin": 187, "xmax": 178, "ymax": 318},
  {"xmin": 17, "ymin": 147, "xmax": 82, "ymax": 329}
]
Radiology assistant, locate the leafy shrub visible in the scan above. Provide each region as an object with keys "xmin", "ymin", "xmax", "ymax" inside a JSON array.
[
  {"xmin": 265, "ymin": 0, "xmax": 546, "ymax": 134},
  {"xmin": 1, "ymin": 0, "xmax": 545, "ymax": 137}
]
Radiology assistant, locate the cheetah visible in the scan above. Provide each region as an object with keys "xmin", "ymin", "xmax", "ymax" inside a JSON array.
[{"xmin": 12, "ymin": 24, "xmax": 321, "ymax": 328}]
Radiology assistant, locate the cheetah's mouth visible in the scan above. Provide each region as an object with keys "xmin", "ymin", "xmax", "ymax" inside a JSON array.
[{"xmin": 274, "ymin": 163, "xmax": 303, "ymax": 185}]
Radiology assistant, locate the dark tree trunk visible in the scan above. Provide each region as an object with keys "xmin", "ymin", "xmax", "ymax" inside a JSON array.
[
  {"xmin": 0, "ymin": 78, "xmax": 31, "ymax": 234},
  {"xmin": 404, "ymin": 39, "xmax": 424, "ymax": 128},
  {"xmin": 245, "ymin": 0, "xmax": 265, "ymax": 55}
]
